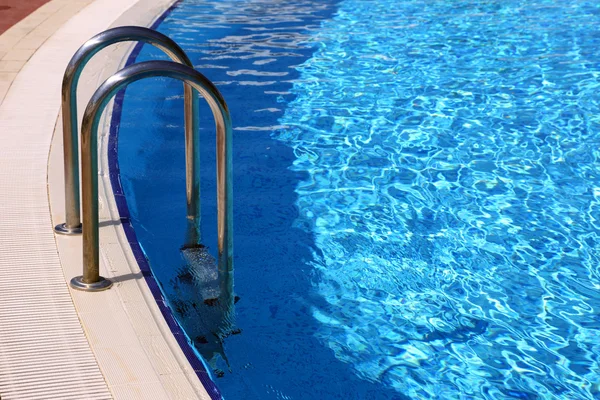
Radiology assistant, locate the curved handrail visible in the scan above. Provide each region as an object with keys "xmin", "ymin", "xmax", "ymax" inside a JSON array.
[
  {"xmin": 56, "ymin": 26, "xmax": 201, "ymax": 243},
  {"xmin": 74, "ymin": 61, "xmax": 234, "ymax": 328}
]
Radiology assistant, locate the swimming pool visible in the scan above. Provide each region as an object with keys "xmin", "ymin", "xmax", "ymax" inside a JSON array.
[{"xmin": 114, "ymin": 0, "xmax": 600, "ymax": 398}]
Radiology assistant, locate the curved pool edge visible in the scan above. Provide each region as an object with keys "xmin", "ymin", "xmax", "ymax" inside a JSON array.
[
  {"xmin": 106, "ymin": 2, "xmax": 226, "ymax": 398},
  {"xmin": 43, "ymin": 0, "xmax": 219, "ymax": 398}
]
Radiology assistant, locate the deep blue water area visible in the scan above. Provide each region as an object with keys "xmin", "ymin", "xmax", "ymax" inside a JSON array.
[{"xmin": 115, "ymin": 0, "xmax": 600, "ymax": 399}]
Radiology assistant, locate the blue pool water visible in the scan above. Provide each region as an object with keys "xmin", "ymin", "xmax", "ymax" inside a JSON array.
[{"xmin": 115, "ymin": 0, "xmax": 600, "ymax": 398}]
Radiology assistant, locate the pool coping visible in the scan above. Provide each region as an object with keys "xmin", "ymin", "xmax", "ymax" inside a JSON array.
[{"xmin": 0, "ymin": 0, "xmax": 220, "ymax": 398}]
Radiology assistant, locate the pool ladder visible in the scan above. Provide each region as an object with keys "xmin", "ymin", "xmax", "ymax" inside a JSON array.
[{"xmin": 54, "ymin": 26, "xmax": 233, "ymax": 314}]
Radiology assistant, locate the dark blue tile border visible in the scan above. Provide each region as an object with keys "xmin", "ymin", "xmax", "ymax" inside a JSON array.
[{"xmin": 106, "ymin": 3, "xmax": 223, "ymax": 399}]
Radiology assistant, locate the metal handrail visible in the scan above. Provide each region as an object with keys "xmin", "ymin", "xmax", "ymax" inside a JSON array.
[
  {"xmin": 73, "ymin": 61, "xmax": 234, "ymax": 331},
  {"xmin": 55, "ymin": 26, "xmax": 201, "ymax": 244}
]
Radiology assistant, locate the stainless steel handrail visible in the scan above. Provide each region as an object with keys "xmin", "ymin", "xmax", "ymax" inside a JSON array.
[
  {"xmin": 73, "ymin": 60, "xmax": 234, "ymax": 328},
  {"xmin": 55, "ymin": 26, "xmax": 201, "ymax": 244}
]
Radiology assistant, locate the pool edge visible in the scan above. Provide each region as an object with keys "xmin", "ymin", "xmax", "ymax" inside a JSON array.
[
  {"xmin": 42, "ymin": 0, "xmax": 220, "ymax": 398},
  {"xmin": 105, "ymin": 1, "xmax": 225, "ymax": 398}
]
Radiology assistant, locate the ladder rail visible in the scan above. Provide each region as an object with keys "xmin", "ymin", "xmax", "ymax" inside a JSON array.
[
  {"xmin": 55, "ymin": 26, "xmax": 201, "ymax": 244},
  {"xmin": 73, "ymin": 61, "xmax": 234, "ymax": 330}
]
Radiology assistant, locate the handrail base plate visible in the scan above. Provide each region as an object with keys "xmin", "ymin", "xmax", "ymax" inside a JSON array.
[
  {"xmin": 55, "ymin": 223, "xmax": 83, "ymax": 235},
  {"xmin": 70, "ymin": 276, "xmax": 113, "ymax": 292}
]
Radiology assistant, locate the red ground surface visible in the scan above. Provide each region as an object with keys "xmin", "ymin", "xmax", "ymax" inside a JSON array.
[{"xmin": 0, "ymin": 0, "xmax": 53, "ymax": 34}]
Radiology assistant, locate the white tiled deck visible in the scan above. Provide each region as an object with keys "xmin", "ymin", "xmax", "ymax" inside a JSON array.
[{"xmin": 0, "ymin": 0, "xmax": 213, "ymax": 398}]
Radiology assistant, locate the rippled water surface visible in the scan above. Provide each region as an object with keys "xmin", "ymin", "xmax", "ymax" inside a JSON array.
[{"xmin": 117, "ymin": 0, "xmax": 600, "ymax": 398}]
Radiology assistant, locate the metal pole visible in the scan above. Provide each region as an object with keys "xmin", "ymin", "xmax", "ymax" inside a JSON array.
[
  {"xmin": 185, "ymin": 88, "xmax": 202, "ymax": 245},
  {"xmin": 73, "ymin": 60, "xmax": 234, "ymax": 325},
  {"xmin": 55, "ymin": 26, "xmax": 201, "ymax": 243}
]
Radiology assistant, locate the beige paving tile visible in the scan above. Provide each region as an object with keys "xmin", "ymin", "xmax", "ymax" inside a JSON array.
[
  {"xmin": 8, "ymin": 3, "xmax": 61, "ymax": 34},
  {"xmin": 9, "ymin": 18, "xmax": 45, "ymax": 34},
  {"xmin": 93, "ymin": 346, "xmax": 165, "ymax": 385},
  {"xmin": 0, "ymin": 60, "xmax": 26, "ymax": 73},
  {"xmin": 0, "ymin": 72, "xmax": 17, "ymax": 82},
  {"xmin": 77, "ymin": 309, "xmax": 141, "ymax": 348},
  {"xmin": 36, "ymin": 0, "xmax": 70, "ymax": 15},
  {"xmin": 160, "ymin": 372, "xmax": 206, "ymax": 399},
  {"xmin": 123, "ymin": 303, "xmax": 164, "ymax": 337},
  {"xmin": 34, "ymin": 9, "xmax": 82, "ymax": 36},
  {"xmin": 2, "ymin": 48, "xmax": 35, "ymax": 62},
  {"xmin": 0, "ymin": 33, "xmax": 23, "ymax": 52},
  {"xmin": 0, "ymin": 81, "xmax": 11, "ymax": 105},
  {"xmin": 1, "ymin": 25, "xmax": 33, "ymax": 39},
  {"xmin": 15, "ymin": 34, "xmax": 48, "ymax": 50},
  {"xmin": 69, "ymin": 287, "xmax": 122, "ymax": 314},
  {"xmin": 111, "ymin": 381, "xmax": 171, "ymax": 400},
  {"xmin": 112, "ymin": 277, "xmax": 146, "ymax": 304},
  {"xmin": 138, "ymin": 336, "xmax": 185, "ymax": 375}
]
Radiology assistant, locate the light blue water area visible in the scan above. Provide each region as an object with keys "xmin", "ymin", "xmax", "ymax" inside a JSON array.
[
  {"xmin": 117, "ymin": 0, "xmax": 600, "ymax": 398},
  {"xmin": 273, "ymin": 0, "xmax": 600, "ymax": 398}
]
